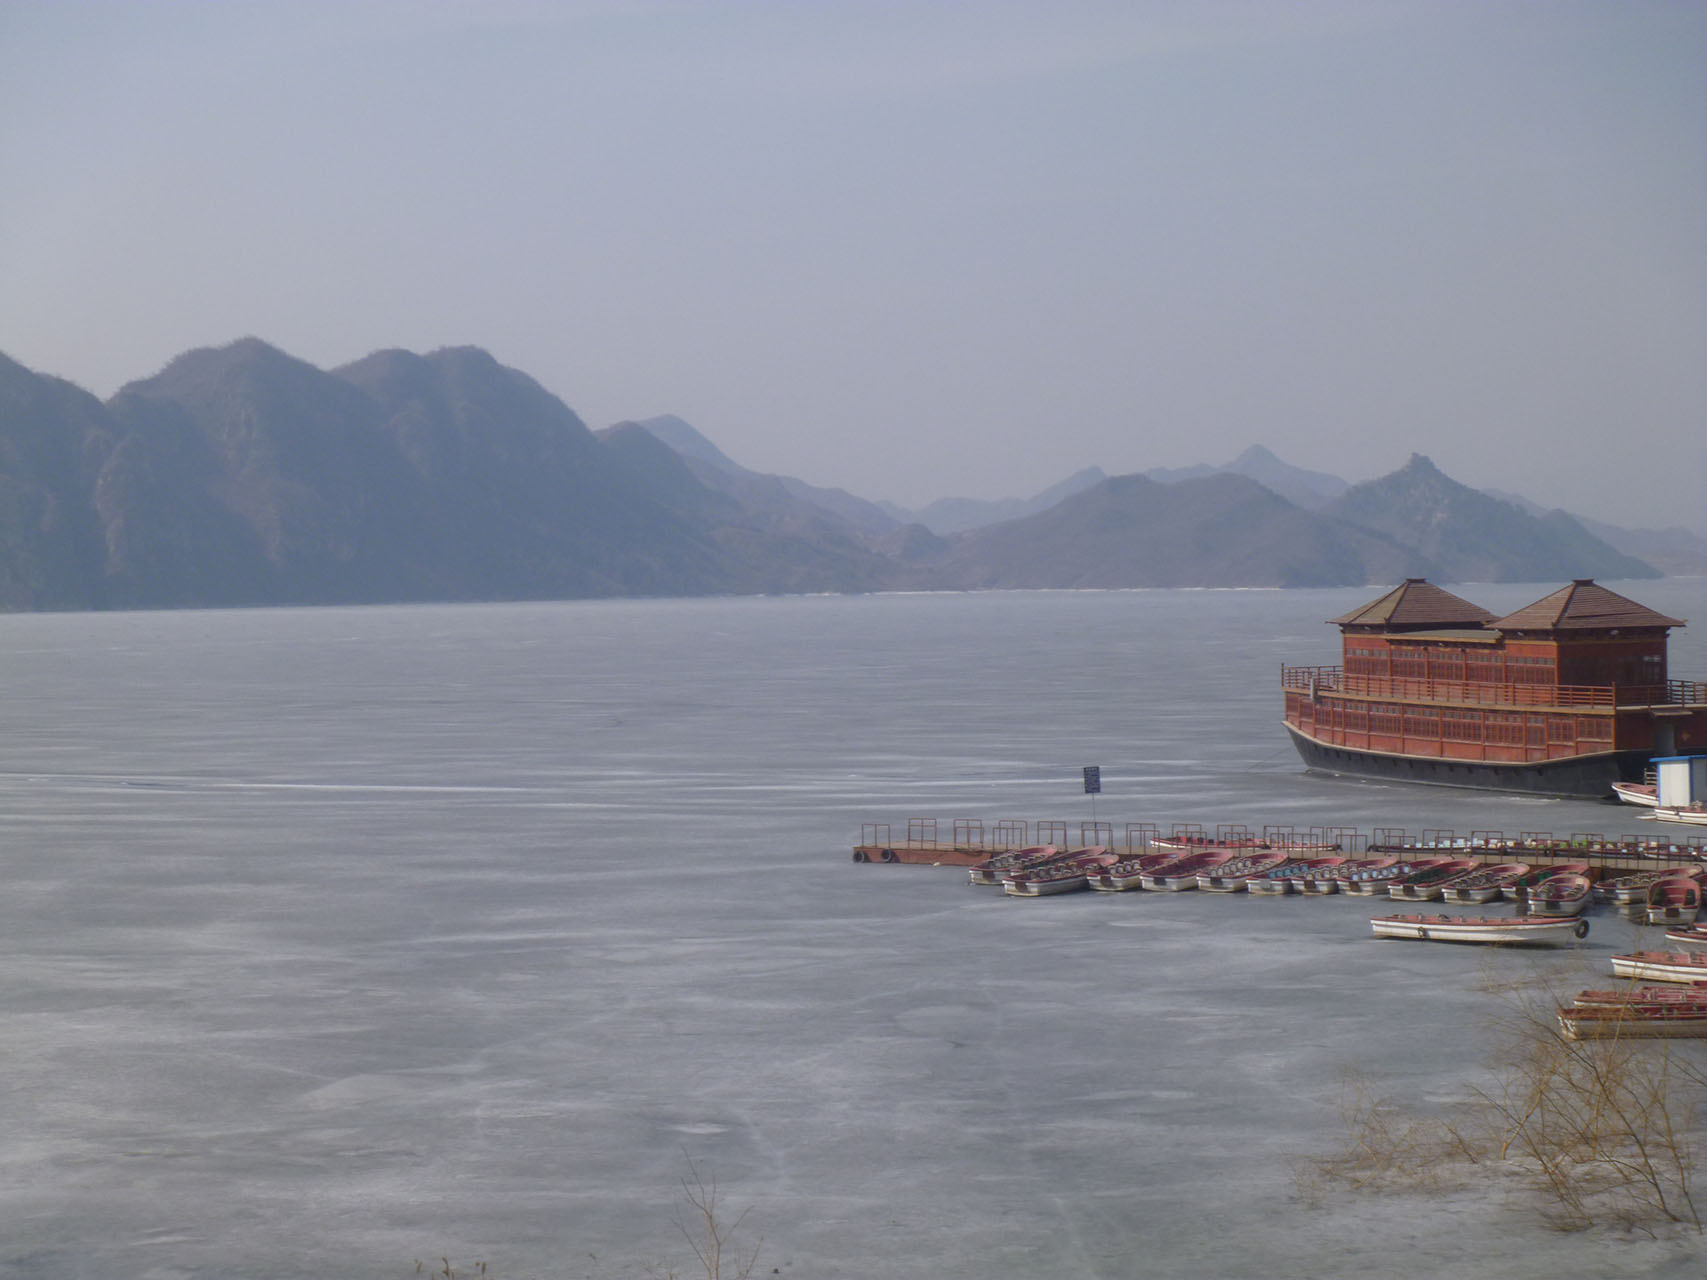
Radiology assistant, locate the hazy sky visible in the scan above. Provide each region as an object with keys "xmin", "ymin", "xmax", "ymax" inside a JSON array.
[{"xmin": 3, "ymin": 1, "xmax": 1703, "ymax": 525}]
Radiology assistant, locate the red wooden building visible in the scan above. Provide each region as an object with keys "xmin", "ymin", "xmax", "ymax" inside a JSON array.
[{"xmin": 1282, "ymin": 579, "xmax": 1707, "ymax": 797}]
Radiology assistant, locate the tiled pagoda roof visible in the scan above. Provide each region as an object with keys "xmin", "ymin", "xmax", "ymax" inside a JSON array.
[
  {"xmin": 1330, "ymin": 579, "xmax": 1498, "ymax": 630},
  {"xmin": 1492, "ymin": 579, "xmax": 1685, "ymax": 633}
]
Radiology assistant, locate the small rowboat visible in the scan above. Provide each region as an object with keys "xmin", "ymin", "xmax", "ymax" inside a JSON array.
[
  {"xmin": 1557, "ymin": 1004, "xmax": 1707, "ymax": 1040},
  {"xmin": 1439, "ymin": 863, "xmax": 1531, "ymax": 905},
  {"xmin": 1651, "ymin": 804, "xmax": 1707, "ymax": 828},
  {"xmin": 1088, "ymin": 849, "xmax": 1185, "ymax": 892},
  {"xmin": 1151, "ymin": 831, "xmax": 1268, "ymax": 851},
  {"xmin": 1527, "ymin": 872, "xmax": 1593, "ymax": 918},
  {"xmin": 1196, "ymin": 850, "xmax": 1291, "ymax": 892},
  {"xmin": 1286, "ymin": 856, "xmax": 1346, "ymax": 892},
  {"xmin": 1388, "ymin": 859, "xmax": 1479, "ymax": 901},
  {"xmin": 1599, "ymin": 868, "xmax": 1700, "ymax": 903},
  {"xmin": 1143, "ymin": 849, "xmax": 1236, "ymax": 891},
  {"xmin": 1611, "ymin": 780, "xmax": 1659, "ymax": 808},
  {"xmin": 1646, "ymin": 875, "xmax": 1702, "ymax": 926},
  {"xmin": 1609, "ymin": 951, "xmax": 1707, "ymax": 984},
  {"xmin": 1246, "ymin": 857, "xmax": 1328, "ymax": 896},
  {"xmin": 1312, "ymin": 857, "xmax": 1395, "ymax": 895},
  {"xmin": 1663, "ymin": 925, "xmax": 1707, "ymax": 949},
  {"xmin": 1370, "ymin": 914, "xmax": 1589, "ymax": 945},
  {"xmin": 1571, "ymin": 984, "xmax": 1707, "ymax": 1010},
  {"xmin": 1336, "ymin": 858, "xmax": 1448, "ymax": 896},
  {"xmin": 968, "ymin": 845, "xmax": 1059, "ymax": 887},
  {"xmin": 1003, "ymin": 848, "xmax": 1116, "ymax": 897},
  {"xmin": 1506, "ymin": 861, "xmax": 1591, "ymax": 904}
]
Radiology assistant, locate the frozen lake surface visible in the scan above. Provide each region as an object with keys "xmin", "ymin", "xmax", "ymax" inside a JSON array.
[{"xmin": 2, "ymin": 583, "xmax": 1704, "ymax": 1278}]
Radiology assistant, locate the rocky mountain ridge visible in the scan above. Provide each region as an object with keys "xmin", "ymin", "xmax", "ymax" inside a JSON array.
[{"xmin": 0, "ymin": 339, "xmax": 1666, "ymax": 611}]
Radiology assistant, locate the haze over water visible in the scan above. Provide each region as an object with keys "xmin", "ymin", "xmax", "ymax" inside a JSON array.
[{"xmin": 2, "ymin": 582, "xmax": 1704, "ymax": 1278}]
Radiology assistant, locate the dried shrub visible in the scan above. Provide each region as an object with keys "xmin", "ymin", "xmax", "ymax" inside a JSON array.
[{"xmin": 1304, "ymin": 977, "xmax": 1706, "ymax": 1233}]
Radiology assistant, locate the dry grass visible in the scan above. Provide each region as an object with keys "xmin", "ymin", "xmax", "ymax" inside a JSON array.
[
  {"xmin": 666, "ymin": 1157, "xmax": 764, "ymax": 1280},
  {"xmin": 417, "ymin": 1155, "xmax": 763, "ymax": 1280},
  {"xmin": 1481, "ymin": 985, "xmax": 1702, "ymax": 1231},
  {"xmin": 1302, "ymin": 1068, "xmax": 1488, "ymax": 1196}
]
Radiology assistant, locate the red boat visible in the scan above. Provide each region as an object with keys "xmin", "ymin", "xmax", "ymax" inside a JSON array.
[
  {"xmin": 1387, "ymin": 859, "xmax": 1479, "ymax": 901},
  {"xmin": 1335, "ymin": 857, "xmax": 1450, "ymax": 896},
  {"xmin": 1196, "ymin": 850, "xmax": 1291, "ymax": 892},
  {"xmin": 1506, "ymin": 861, "xmax": 1591, "ymax": 903},
  {"xmin": 1088, "ymin": 849, "xmax": 1188, "ymax": 892},
  {"xmin": 1142, "ymin": 849, "xmax": 1237, "ymax": 891},
  {"xmin": 1571, "ymin": 984, "xmax": 1707, "ymax": 1010},
  {"xmin": 1002, "ymin": 847, "xmax": 1117, "ymax": 897},
  {"xmin": 1527, "ymin": 872, "xmax": 1593, "ymax": 917},
  {"xmin": 1557, "ymin": 1004, "xmax": 1707, "ymax": 1040},
  {"xmin": 1439, "ymin": 862, "xmax": 1531, "ymax": 905},
  {"xmin": 1646, "ymin": 874, "xmax": 1703, "ymax": 926},
  {"xmin": 967, "ymin": 844, "xmax": 1060, "ymax": 887}
]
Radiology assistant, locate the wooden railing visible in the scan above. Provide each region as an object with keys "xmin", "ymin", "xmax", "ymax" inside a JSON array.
[
  {"xmin": 1281, "ymin": 664, "xmax": 1703, "ymax": 711},
  {"xmin": 1669, "ymin": 679, "xmax": 1707, "ymax": 706},
  {"xmin": 857, "ymin": 818, "xmax": 1707, "ymax": 865}
]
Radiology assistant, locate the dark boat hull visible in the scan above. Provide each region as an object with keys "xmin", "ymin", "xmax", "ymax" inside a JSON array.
[{"xmin": 1283, "ymin": 725, "xmax": 1644, "ymax": 799}]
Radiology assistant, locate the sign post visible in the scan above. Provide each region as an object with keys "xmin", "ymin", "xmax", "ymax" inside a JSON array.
[{"xmin": 1083, "ymin": 765, "xmax": 1101, "ymax": 827}]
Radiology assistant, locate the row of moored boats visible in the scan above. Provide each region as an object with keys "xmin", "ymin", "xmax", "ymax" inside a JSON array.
[
  {"xmin": 966, "ymin": 840, "xmax": 1707, "ymax": 1039},
  {"xmin": 971, "ymin": 844, "xmax": 1704, "ymax": 926}
]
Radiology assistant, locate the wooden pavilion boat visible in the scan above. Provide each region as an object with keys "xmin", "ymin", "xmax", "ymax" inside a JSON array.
[
  {"xmin": 1196, "ymin": 850, "xmax": 1290, "ymax": 892},
  {"xmin": 1440, "ymin": 863, "xmax": 1531, "ymax": 905},
  {"xmin": 1002, "ymin": 848, "xmax": 1116, "ymax": 897},
  {"xmin": 1662, "ymin": 925, "xmax": 1707, "ymax": 949},
  {"xmin": 1336, "ymin": 858, "xmax": 1448, "ymax": 896},
  {"xmin": 1645, "ymin": 874, "xmax": 1702, "ymax": 926},
  {"xmin": 1610, "ymin": 951, "xmax": 1707, "ymax": 984},
  {"xmin": 1282, "ymin": 579, "xmax": 1707, "ymax": 798},
  {"xmin": 1371, "ymin": 913, "xmax": 1590, "ymax": 945},
  {"xmin": 1527, "ymin": 872, "xmax": 1593, "ymax": 918},
  {"xmin": 968, "ymin": 845, "xmax": 1059, "ymax": 887},
  {"xmin": 1142, "ymin": 849, "xmax": 1236, "ymax": 891},
  {"xmin": 1388, "ymin": 859, "xmax": 1479, "ymax": 901},
  {"xmin": 1557, "ymin": 1004, "xmax": 1707, "ymax": 1040}
]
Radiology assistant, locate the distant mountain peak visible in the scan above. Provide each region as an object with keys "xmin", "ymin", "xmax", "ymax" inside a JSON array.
[
  {"xmin": 634, "ymin": 414, "xmax": 743, "ymax": 473},
  {"xmin": 1231, "ymin": 444, "xmax": 1282, "ymax": 466},
  {"xmin": 1324, "ymin": 456, "xmax": 1656, "ymax": 583},
  {"xmin": 1144, "ymin": 444, "xmax": 1348, "ymax": 511}
]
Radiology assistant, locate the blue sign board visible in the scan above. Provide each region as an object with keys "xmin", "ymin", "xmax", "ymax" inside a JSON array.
[{"xmin": 1083, "ymin": 765, "xmax": 1101, "ymax": 795}]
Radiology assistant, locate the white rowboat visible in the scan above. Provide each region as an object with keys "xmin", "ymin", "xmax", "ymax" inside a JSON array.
[
  {"xmin": 1370, "ymin": 913, "xmax": 1589, "ymax": 945},
  {"xmin": 1609, "ymin": 951, "xmax": 1707, "ymax": 984}
]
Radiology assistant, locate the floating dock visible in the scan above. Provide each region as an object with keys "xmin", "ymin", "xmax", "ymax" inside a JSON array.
[{"xmin": 854, "ymin": 817, "xmax": 1707, "ymax": 879}]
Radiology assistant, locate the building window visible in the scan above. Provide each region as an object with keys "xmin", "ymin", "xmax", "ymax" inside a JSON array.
[
  {"xmin": 1403, "ymin": 707, "xmax": 1440, "ymax": 737},
  {"xmin": 1442, "ymin": 711, "xmax": 1483, "ymax": 742},
  {"xmin": 1486, "ymin": 713, "xmax": 1525, "ymax": 746}
]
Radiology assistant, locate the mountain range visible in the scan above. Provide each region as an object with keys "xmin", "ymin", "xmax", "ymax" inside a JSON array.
[{"xmin": 0, "ymin": 339, "xmax": 1679, "ymax": 612}]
